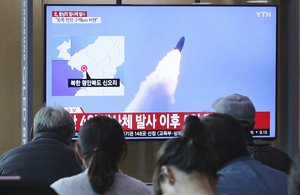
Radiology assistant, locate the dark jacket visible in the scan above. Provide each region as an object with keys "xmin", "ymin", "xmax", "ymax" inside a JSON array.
[
  {"xmin": 0, "ymin": 132, "xmax": 82, "ymax": 189},
  {"xmin": 247, "ymin": 143, "xmax": 292, "ymax": 174}
]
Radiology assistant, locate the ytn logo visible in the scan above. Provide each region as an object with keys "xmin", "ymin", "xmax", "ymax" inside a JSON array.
[{"xmin": 256, "ymin": 12, "xmax": 272, "ymax": 18}]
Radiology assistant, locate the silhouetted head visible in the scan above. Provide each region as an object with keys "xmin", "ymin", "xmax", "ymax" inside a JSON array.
[
  {"xmin": 202, "ymin": 113, "xmax": 249, "ymax": 167},
  {"xmin": 212, "ymin": 93, "xmax": 256, "ymax": 144},
  {"xmin": 32, "ymin": 106, "xmax": 75, "ymax": 140},
  {"xmin": 77, "ymin": 116, "xmax": 127, "ymax": 194},
  {"xmin": 153, "ymin": 115, "xmax": 218, "ymax": 195}
]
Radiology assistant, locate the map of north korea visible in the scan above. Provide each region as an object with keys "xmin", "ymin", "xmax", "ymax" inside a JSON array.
[{"xmin": 53, "ymin": 36, "xmax": 125, "ymax": 96}]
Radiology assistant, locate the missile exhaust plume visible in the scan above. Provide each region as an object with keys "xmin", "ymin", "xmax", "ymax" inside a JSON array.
[{"xmin": 125, "ymin": 37, "xmax": 185, "ymax": 112}]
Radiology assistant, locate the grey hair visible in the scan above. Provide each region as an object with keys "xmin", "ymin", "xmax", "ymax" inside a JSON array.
[{"xmin": 33, "ymin": 106, "xmax": 75, "ymax": 138}]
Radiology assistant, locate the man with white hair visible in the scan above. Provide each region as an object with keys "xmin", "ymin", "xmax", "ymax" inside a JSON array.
[
  {"xmin": 0, "ymin": 106, "xmax": 82, "ymax": 192},
  {"xmin": 212, "ymin": 93, "xmax": 292, "ymax": 174}
]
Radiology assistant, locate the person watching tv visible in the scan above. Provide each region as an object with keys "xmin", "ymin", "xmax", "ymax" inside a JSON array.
[
  {"xmin": 51, "ymin": 115, "xmax": 153, "ymax": 195},
  {"xmin": 203, "ymin": 113, "xmax": 288, "ymax": 195},
  {"xmin": 153, "ymin": 115, "xmax": 218, "ymax": 195},
  {"xmin": 212, "ymin": 93, "xmax": 292, "ymax": 174},
  {"xmin": 0, "ymin": 106, "xmax": 82, "ymax": 192}
]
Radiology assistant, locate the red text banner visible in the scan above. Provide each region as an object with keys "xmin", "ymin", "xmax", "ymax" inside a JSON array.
[
  {"xmin": 52, "ymin": 11, "xmax": 87, "ymax": 17},
  {"xmin": 71, "ymin": 111, "xmax": 270, "ymax": 132}
]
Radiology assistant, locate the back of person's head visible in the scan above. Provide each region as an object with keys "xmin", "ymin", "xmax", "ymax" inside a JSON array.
[
  {"xmin": 33, "ymin": 106, "xmax": 75, "ymax": 139},
  {"xmin": 289, "ymin": 151, "xmax": 300, "ymax": 195},
  {"xmin": 153, "ymin": 115, "xmax": 218, "ymax": 195},
  {"xmin": 212, "ymin": 93, "xmax": 256, "ymax": 143},
  {"xmin": 77, "ymin": 116, "xmax": 126, "ymax": 194},
  {"xmin": 202, "ymin": 113, "xmax": 249, "ymax": 167}
]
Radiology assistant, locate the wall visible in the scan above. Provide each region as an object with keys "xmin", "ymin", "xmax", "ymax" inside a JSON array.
[
  {"xmin": 0, "ymin": 0, "xmax": 21, "ymax": 153},
  {"xmin": 299, "ymin": 0, "xmax": 300, "ymax": 151},
  {"xmin": 278, "ymin": 0, "xmax": 300, "ymax": 158}
]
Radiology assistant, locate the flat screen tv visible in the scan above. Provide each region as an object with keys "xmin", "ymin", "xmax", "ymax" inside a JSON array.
[{"xmin": 45, "ymin": 4, "xmax": 277, "ymax": 140}]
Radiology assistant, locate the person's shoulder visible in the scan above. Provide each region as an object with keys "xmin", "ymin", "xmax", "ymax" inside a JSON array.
[
  {"xmin": 0, "ymin": 144, "xmax": 28, "ymax": 161},
  {"xmin": 216, "ymin": 157, "xmax": 287, "ymax": 195},
  {"xmin": 261, "ymin": 162, "xmax": 288, "ymax": 177},
  {"xmin": 242, "ymin": 157, "xmax": 288, "ymax": 183},
  {"xmin": 53, "ymin": 170, "xmax": 86, "ymax": 184},
  {"xmin": 219, "ymin": 156, "xmax": 253, "ymax": 170},
  {"xmin": 116, "ymin": 171, "xmax": 145, "ymax": 185},
  {"xmin": 248, "ymin": 143, "xmax": 283, "ymax": 153},
  {"xmin": 51, "ymin": 171, "xmax": 90, "ymax": 194},
  {"xmin": 217, "ymin": 156, "xmax": 283, "ymax": 176},
  {"xmin": 259, "ymin": 164, "xmax": 288, "ymax": 193},
  {"xmin": 29, "ymin": 135, "xmax": 77, "ymax": 156},
  {"xmin": 113, "ymin": 171, "xmax": 153, "ymax": 195},
  {"xmin": 0, "ymin": 144, "xmax": 34, "ymax": 173},
  {"xmin": 1, "ymin": 139, "xmax": 74, "ymax": 161}
]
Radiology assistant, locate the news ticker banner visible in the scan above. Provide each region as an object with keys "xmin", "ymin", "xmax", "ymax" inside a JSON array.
[{"xmin": 67, "ymin": 109, "xmax": 270, "ymax": 138}]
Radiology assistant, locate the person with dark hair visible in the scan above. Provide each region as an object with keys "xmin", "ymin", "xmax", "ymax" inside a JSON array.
[
  {"xmin": 51, "ymin": 116, "xmax": 153, "ymax": 195},
  {"xmin": 0, "ymin": 106, "xmax": 82, "ymax": 193},
  {"xmin": 212, "ymin": 93, "xmax": 292, "ymax": 174},
  {"xmin": 288, "ymin": 151, "xmax": 300, "ymax": 195},
  {"xmin": 153, "ymin": 115, "xmax": 218, "ymax": 195},
  {"xmin": 203, "ymin": 113, "xmax": 288, "ymax": 195}
]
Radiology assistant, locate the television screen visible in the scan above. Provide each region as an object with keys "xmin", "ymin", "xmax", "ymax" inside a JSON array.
[{"xmin": 45, "ymin": 5, "xmax": 277, "ymax": 140}]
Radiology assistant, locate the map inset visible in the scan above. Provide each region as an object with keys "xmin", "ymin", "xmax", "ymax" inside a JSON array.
[{"xmin": 52, "ymin": 36, "xmax": 125, "ymax": 96}]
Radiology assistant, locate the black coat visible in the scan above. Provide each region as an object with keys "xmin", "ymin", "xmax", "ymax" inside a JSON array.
[{"xmin": 0, "ymin": 132, "xmax": 82, "ymax": 189}]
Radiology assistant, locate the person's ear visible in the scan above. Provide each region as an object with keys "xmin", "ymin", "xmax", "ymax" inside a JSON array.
[{"xmin": 161, "ymin": 165, "xmax": 176, "ymax": 185}]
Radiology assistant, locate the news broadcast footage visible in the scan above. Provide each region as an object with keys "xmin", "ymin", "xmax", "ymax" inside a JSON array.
[{"xmin": 45, "ymin": 5, "xmax": 277, "ymax": 139}]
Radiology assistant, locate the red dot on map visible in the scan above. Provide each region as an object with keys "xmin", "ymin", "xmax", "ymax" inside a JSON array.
[{"xmin": 81, "ymin": 65, "xmax": 88, "ymax": 72}]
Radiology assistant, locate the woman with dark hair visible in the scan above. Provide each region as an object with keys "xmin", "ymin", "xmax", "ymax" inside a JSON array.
[
  {"xmin": 153, "ymin": 115, "xmax": 218, "ymax": 195},
  {"xmin": 51, "ymin": 116, "xmax": 153, "ymax": 195}
]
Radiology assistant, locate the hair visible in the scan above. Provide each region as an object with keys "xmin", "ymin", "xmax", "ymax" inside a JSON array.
[
  {"xmin": 33, "ymin": 106, "xmax": 75, "ymax": 139},
  {"xmin": 202, "ymin": 113, "xmax": 249, "ymax": 168},
  {"xmin": 77, "ymin": 116, "xmax": 127, "ymax": 194},
  {"xmin": 289, "ymin": 151, "xmax": 300, "ymax": 195},
  {"xmin": 153, "ymin": 115, "xmax": 218, "ymax": 195}
]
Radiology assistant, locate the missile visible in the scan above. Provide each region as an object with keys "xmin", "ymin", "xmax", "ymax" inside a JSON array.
[{"xmin": 175, "ymin": 36, "xmax": 185, "ymax": 52}]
